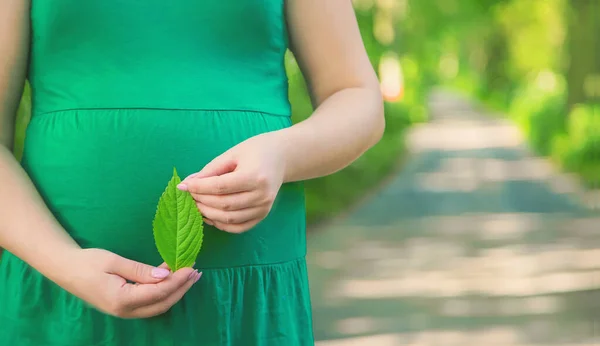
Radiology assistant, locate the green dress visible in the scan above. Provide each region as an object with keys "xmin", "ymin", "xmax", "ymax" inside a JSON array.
[{"xmin": 0, "ymin": 1, "xmax": 314, "ymax": 345}]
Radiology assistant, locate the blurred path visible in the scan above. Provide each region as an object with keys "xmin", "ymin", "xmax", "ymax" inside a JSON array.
[{"xmin": 307, "ymin": 89, "xmax": 600, "ymax": 346}]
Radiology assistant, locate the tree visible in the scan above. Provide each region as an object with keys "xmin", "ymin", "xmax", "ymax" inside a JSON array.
[{"xmin": 566, "ymin": 0, "xmax": 600, "ymax": 109}]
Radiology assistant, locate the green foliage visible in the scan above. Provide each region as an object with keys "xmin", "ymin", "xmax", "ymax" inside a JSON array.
[
  {"xmin": 416, "ymin": 0, "xmax": 597, "ymax": 188},
  {"xmin": 301, "ymin": 101, "xmax": 411, "ymax": 224},
  {"xmin": 152, "ymin": 168, "xmax": 204, "ymax": 271},
  {"xmin": 14, "ymin": 2, "xmax": 430, "ymax": 226},
  {"xmin": 553, "ymin": 104, "xmax": 600, "ymax": 187},
  {"xmin": 286, "ymin": 46, "xmax": 424, "ymax": 223},
  {"xmin": 508, "ymin": 74, "xmax": 567, "ymax": 156},
  {"xmin": 13, "ymin": 83, "xmax": 31, "ymax": 162}
]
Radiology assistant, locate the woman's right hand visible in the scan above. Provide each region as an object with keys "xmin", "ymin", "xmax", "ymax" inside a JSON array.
[{"xmin": 56, "ymin": 248, "xmax": 201, "ymax": 319}]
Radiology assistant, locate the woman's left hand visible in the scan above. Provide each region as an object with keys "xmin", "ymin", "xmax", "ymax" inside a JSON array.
[{"xmin": 177, "ymin": 132, "xmax": 286, "ymax": 234}]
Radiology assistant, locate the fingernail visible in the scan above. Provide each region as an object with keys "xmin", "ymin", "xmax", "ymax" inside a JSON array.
[
  {"xmin": 152, "ymin": 267, "xmax": 170, "ymax": 279},
  {"xmin": 194, "ymin": 272, "xmax": 203, "ymax": 283},
  {"xmin": 177, "ymin": 183, "xmax": 188, "ymax": 191},
  {"xmin": 184, "ymin": 173, "xmax": 199, "ymax": 181},
  {"xmin": 188, "ymin": 269, "xmax": 198, "ymax": 281}
]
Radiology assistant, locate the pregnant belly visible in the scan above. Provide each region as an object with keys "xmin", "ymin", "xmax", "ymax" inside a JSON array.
[{"xmin": 21, "ymin": 109, "xmax": 307, "ymax": 268}]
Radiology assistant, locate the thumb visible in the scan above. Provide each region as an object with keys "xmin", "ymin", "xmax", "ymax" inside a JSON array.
[
  {"xmin": 110, "ymin": 256, "xmax": 171, "ymax": 284},
  {"xmin": 186, "ymin": 154, "xmax": 237, "ymax": 181}
]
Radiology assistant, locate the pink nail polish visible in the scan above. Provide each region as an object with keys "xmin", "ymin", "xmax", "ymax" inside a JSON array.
[
  {"xmin": 194, "ymin": 272, "xmax": 203, "ymax": 283},
  {"xmin": 188, "ymin": 270, "xmax": 198, "ymax": 281},
  {"xmin": 151, "ymin": 267, "xmax": 170, "ymax": 279},
  {"xmin": 184, "ymin": 173, "xmax": 199, "ymax": 181},
  {"xmin": 177, "ymin": 183, "xmax": 188, "ymax": 191}
]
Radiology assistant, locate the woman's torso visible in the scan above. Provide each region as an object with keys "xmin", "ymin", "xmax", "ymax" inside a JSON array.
[
  {"xmin": 29, "ymin": 0, "xmax": 292, "ymax": 115},
  {"xmin": 23, "ymin": 0, "xmax": 307, "ymax": 269},
  {"xmin": 1, "ymin": 2, "xmax": 315, "ymax": 344}
]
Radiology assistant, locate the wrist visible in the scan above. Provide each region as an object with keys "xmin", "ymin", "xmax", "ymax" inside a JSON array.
[
  {"xmin": 267, "ymin": 129, "xmax": 295, "ymax": 183},
  {"xmin": 15, "ymin": 227, "xmax": 82, "ymax": 284},
  {"xmin": 37, "ymin": 247, "xmax": 84, "ymax": 290}
]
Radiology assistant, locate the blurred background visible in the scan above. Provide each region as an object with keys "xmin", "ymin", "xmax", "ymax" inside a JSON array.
[{"xmin": 13, "ymin": 0, "xmax": 600, "ymax": 345}]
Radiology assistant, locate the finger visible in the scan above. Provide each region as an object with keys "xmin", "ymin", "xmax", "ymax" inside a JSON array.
[
  {"xmin": 203, "ymin": 218, "xmax": 215, "ymax": 226},
  {"xmin": 121, "ymin": 267, "xmax": 197, "ymax": 310},
  {"xmin": 108, "ymin": 255, "xmax": 172, "ymax": 284},
  {"xmin": 181, "ymin": 172, "xmax": 255, "ymax": 195},
  {"xmin": 129, "ymin": 271, "xmax": 202, "ymax": 318},
  {"xmin": 196, "ymin": 202, "xmax": 265, "ymax": 225},
  {"xmin": 133, "ymin": 263, "xmax": 169, "ymax": 285},
  {"xmin": 213, "ymin": 218, "xmax": 262, "ymax": 234},
  {"xmin": 191, "ymin": 191, "xmax": 262, "ymax": 211},
  {"xmin": 185, "ymin": 156, "xmax": 237, "ymax": 181}
]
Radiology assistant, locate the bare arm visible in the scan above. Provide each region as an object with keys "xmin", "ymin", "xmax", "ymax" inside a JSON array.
[
  {"xmin": 0, "ymin": 0, "xmax": 80, "ymax": 275},
  {"xmin": 0, "ymin": 1, "xmax": 200, "ymax": 318},
  {"xmin": 278, "ymin": 0, "xmax": 385, "ymax": 182},
  {"xmin": 0, "ymin": 0, "xmax": 28, "ymax": 153},
  {"xmin": 178, "ymin": 0, "xmax": 385, "ymax": 233}
]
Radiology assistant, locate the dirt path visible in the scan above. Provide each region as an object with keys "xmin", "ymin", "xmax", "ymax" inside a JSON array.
[{"xmin": 307, "ymin": 90, "xmax": 600, "ymax": 346}]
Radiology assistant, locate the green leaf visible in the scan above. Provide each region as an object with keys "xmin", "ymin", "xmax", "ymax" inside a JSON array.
[{"xmin": 152, "ymin": 167, "xmax": 204, "ymax": 271}]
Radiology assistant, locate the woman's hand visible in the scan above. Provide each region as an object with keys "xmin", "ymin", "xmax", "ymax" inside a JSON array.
[
  {"xmin": 59, "ymin": 248, "xmax": 201, "ymax": 319},
  {"xmin": 177, "ymin": 132, "xmax": 285, "ymax": 234}
]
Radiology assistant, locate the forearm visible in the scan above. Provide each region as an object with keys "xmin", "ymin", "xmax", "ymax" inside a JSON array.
[
  {"xmin": 278, "ymin": 86, "xmax": 384, "ymax": 183},
  {"xmin": 0, "ymin": 146, "xmax": 80, "ymax": 278}
]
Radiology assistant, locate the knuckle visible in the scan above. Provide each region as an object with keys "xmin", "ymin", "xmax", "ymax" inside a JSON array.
[
  {"xmin": 219, "ymin": 224, "xmax": 233, "ymax": 233},
  {"xmin": 255, "ymin": 173, "xmax": 269, "ymax": 187},
  {"xmin": 154, "ymin": 288, "xmax": 170, "ymax": 302},
  {"xmin": 113, "ymin": 309, "xmax": 128, "ymax": 318},
  {"xmin": 216, "ymin": 181, "xmax": 227, "ymax": 194},
  {"xmin": 196, "ymin": 203, "xmax": 208, "ymax": 215},
  {"xmin": 103, "ymin": 253, "xmax": 121, "ymax": 271},
  {"xmin": 220, "ymin": 200, "xmax": 232, "ymax": 211},
  {"xmin": 225, "ymin": 215, "xmax": 236, "ymax": 224},
  {"xmin": 187, "ymin": 181, "xmax": 199, "ymax": 192},
  {"xmin": 262, "ymin": 192, "xmax": 276, "ymax": 205},
  {"xmin": 227, "ymin": 224, "xmax": 244, "ymax": 234},
  {"xmin": 134, "ymin": 263, "xmax": 147, "ymax": 280},
  {"xmin": 259, "ymin": 207, "xmax": 270, "ymax": 218},
  {"xmin": 235, "ymin": 226, "xmax": 248, "ymax": 234},
  {"xmin": 107, "ymin": 301, "xmax": 129, "ymax": 318},
  {"xmin": 156, "ymin": 304, "xmax": 172, "ymax": 316}
]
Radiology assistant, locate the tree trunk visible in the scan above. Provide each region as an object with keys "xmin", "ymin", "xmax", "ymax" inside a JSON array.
[
  {"xmin": 482, "ymin": 26, "xmax": 511, "ymax": 103},
  {"xmin": 566, "ymin": 0, "xmax": 600, "ymax": 110}
]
